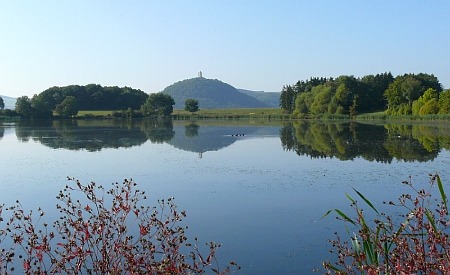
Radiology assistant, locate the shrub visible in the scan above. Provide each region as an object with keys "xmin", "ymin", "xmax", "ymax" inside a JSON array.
[
  {"xmin": 323, "ymin": 174, "xmax": 450, "ymax": 274},
  {"xmin": 0, "ymin": 178, "xmax": 239, "ymax": 274}
]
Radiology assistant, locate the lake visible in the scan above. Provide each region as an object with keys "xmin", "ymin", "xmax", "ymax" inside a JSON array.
[{"xmin": 1, "ymin": 119, "xmax": 450, "ymax": 274}]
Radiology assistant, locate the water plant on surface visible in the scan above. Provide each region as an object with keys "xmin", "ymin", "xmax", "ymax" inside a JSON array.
[
  {"xmin": 0, "ymin": 178, "xmax": 239, "ymax": 274},
  {"xmin": 323, "ymin": 174, "xmax": 450, "ymax": 274}
]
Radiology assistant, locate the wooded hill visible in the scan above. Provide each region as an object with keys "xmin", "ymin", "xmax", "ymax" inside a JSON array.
[{"xmin": 161, "ymin": 77, "xmax": 270, "ymax": 109}]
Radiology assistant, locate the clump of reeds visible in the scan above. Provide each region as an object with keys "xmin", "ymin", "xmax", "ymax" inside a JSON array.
[{"xmin": 323, "ymin": 173, "xmax": 450, "ymax": 274}]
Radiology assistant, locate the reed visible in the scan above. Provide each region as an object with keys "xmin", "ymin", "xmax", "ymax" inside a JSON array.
[{"xmin": 323, "ymin": 174, "xmax": 450, "ymax": 274}]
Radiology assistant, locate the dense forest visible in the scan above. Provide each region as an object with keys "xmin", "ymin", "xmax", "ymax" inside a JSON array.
[
  {"xmin": 39, "ymin": 84, "xmax": 149, "ymax": 110},
  {"xmin": 280, "ymin": 73, "xmax": 449, "ymax": 117},
  {"xmin": 12, "ymin": 84, "xmax": 149, "ymax": 118}
]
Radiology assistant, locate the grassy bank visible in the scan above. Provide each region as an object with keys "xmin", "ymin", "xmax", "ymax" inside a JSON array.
[
  {"xmin": 356, "ymin": 111, "xmax": 450, "ymax": 121},
  {"xmin": 76, "ymin": 108, "xmax": 291, "ymax": 120},
  {"xmin": 77, "ymin": 110, "xmax": 115, "ymax": 117},
  {"xmin": 35, "ymin": 109, "xmax": 450, "ymax": 121},
  {"xmin": 172, "ymin": 108, "xmax": 289, "ymax": 120}
]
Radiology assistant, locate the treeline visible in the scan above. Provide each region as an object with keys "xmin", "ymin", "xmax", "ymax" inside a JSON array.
[
  {"xmin": 280, "ymin": 72, "xmax": 449, "ymax": 117},
  {"xmin": 16, "ymin": 84, "xmax": 149, "ymax": 118},
  {"xmin": 10, "ymin": 85, "xmax": 179, "ymax": 119},
  {"xmin": 39, "ymin": 84, "xmax": 149, "ymax": 110}
]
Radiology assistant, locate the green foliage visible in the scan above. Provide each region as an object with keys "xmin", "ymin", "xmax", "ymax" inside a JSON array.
[
  {"xmin": 15, "ymin": 96, "xmax": 34, "ymax": 118},
  {"xmin": 334, "ymin": 75, "xmax": 360, "ymax": 112},
  {"xmin": 141, "ymin": 93, "xmax": 175, "ymax": 116},
  {"xmin": 0, "ymin": 109, "xmax": 19, "ymax": 119},
  {"xmin": 30, "ymin": 94, "xmax": 53, "ymax": 118},
  {"xmin": 293, "ymin": 91, "xmax": 313, "ymax": 115},
  {"xmin": 360, "ymin": 72, "xmax": 394, "ymax": 111},
  {"xmin": 280, "ymin": 85, "xmax": 295, "ymax": 113},
  {"xmin": 290, "ymin": 73, "xmax": 395, "ymax": 117},
  {"xmin": 285, "ymin": 72, "xmax": 443, "ymax": 117},
  {"xmin": 419, "ymin": 98, "xmax": 439, "ymax": 115},
  {"xmin": 412, "ymin": 88, "xmax": 440, "ymax": 115},
  {"xmin": 0, "ymin": 96, "xmax": 4, "ymax": 110},
  {"xmin": 385, "ymin": 73, "xmax": 442, "ymax": 114},
  {"xmin": 323, "ymin": 174, "xmax": 450, "ymax": 274},
  {"xmin": 185, "ymin": 98, "xmax": 199, "ymax": 113},
  {"xmin": 438, "ymin": 89, "xmax": 450, "ymax": 114},
  {"xmin": 310, "ymin": 84, "xmax": 334, "ymax": 114},
  {"xmin": 55, "ymin": 96, "xmax": 79, "ymax": 117},
  {"xmin": 35, "ymin": 84, "xmax": 148, "ymax": 111},
  {"xmin": 281, "ymin": 77, "xmax": 330, "ymax": 114}
]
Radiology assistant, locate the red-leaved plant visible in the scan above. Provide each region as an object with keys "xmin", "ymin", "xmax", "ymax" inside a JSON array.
[
  {"xmin": 323, "ymin": 174, "xmax": 450, "ymax": 274},
  {"xmin": 0, "ymin": 177, "xmax": 239, "ymax": 274}
]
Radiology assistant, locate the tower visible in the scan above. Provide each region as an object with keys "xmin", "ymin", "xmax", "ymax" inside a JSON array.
[{"xmin": 198, "ymin": 71, "xmax": 203, "ymax": 78}]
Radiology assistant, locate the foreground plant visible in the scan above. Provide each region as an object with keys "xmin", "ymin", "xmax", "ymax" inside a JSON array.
[
  {"xmin": 323, "ymin": 174, "xmax": 450, "ymax": 274},
  {"xmin": 0, "ymin": 178, "xmax": 239, "ymax": 274}
]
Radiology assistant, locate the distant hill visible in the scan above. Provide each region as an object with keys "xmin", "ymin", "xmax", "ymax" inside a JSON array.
[
  {"xmin": 0, "ymin": 95, "xmax": 16, "ymax": 110},
  {"xmin": 161, "ymin": 77, "xmax": 269, "ymax": 109},
  {"xmin": 237, "ymin": 89, "xmax": 280, "ymax": 108}
]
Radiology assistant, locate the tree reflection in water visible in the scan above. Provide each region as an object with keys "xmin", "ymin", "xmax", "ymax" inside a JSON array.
[
  {"xmin": 6, "ymin": 119, "xmax": 450, "ymax": 162},
  {"xmin": 280, "ymin": 121, "xmax": 450, "ymax": 163}
]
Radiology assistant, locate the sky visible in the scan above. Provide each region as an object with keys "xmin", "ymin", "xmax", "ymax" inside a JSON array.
[{"xmin": 1, "ymin": 1, "xmax": 449, "ymax": 98}]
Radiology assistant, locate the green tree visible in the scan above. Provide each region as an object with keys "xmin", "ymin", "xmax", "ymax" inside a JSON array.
[
  {"xmin": 141, "ymin": 93, "xmax": 175, "ymax": 116},
  {"xmin": 412, "ymin": 88, "xmax": 438, "ymax": 115},
  {"xmin": 184, "ymin": 98, "xmax": 199, "ymax": 113},
  {"xmin": 414, "ymin": 73, "xmax": 443, "ymax": 93},
  {"xmin": 310, "ymin": 84, "xmax": 334, "ymax": 114},
  {"xmin": 333, "ymin": 75, "xmax": 359, "ymax": 114},
  {"xmin": 385, "ymin": 74, "xmax": 439, "ymax": 115},
  {"xmin": 55, "ymin": 96, "xmax": 79, "ymax": 117},
  {"xmin": 384, "ymin": 76, "xmax": 421, "ymax": 114},
  {"xmin": 419, "ymin": 98, "xmax": 439, "ymax": 115},
  {"xmin": 31, "ymin": 94, "xmax": 53, "ymax": 118},
  {"xmin": 438, "ymin": 89, "xmax": 450, "ymax": 114},
  {"xmin": 360, "ymin": 72, "xmax": 394, "ymax": 112},
  {"xmin": 0, "ymin": 96, "xmax": 4, "ymax": 110},
  {"xmin": 15, "ymin": 96, "xmax": 33, "ymax": 118},
  {"xmin": 293, "ymin": 91, "xmax": 313, "ymax": 116},
  {"xmin": 401, "ymin": 76, "xmax": 422, "ymax": 106},
  {"xmin": 279, "ymin": 85, "xmax": 295, "ymax": 113}
]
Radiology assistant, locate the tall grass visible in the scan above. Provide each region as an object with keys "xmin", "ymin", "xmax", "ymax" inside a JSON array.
[{"xmin": 323, "ymin": 174, "xmax": 450, "ymax": 274}]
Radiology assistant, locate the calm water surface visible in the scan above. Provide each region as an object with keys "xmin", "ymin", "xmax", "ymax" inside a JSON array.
[{"xmin": 1, "ymin": 119, "xmax": 450, "ymax": 274}]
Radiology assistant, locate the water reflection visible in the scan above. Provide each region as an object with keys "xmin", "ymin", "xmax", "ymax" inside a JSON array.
[
  {"xmin": 280, "ymin": 121, "xmax": 450, "ymax": 162},
  {"xmin": 140, "ymin": 120, "xmax": 175, "ymax": 144},
  {"xmin": 3, "ymin": 119, "xmax": 450, "ymax": 161},
  {"xmin": 167, "ymin": 123, "xmax": 261, "ymax": 157},
  {"xmin": 12, "ymin": 120, "xmax": 166, "ymax": 151}
]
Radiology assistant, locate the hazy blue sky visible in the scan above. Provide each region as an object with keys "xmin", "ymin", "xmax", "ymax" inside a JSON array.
[{"xmin": 1, "ymin": 1, "xmax": 449, "ymax": 97}]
